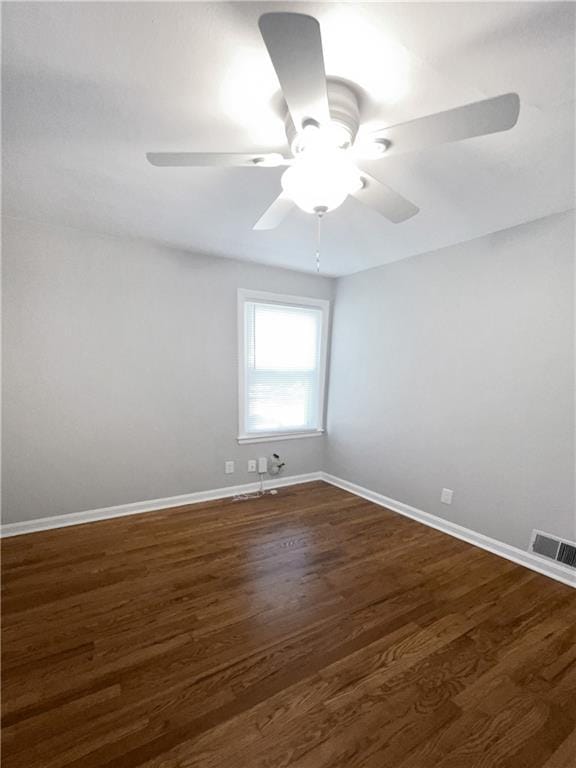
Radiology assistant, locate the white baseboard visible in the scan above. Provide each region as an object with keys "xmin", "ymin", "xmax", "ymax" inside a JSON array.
[
  {"xmin": 0, "ymin": 472, "xmax": 323, "ymax": 538},
  {"xmin": 320, "ymin": 473, "xmax": 575, "ymax": 589},
  {"xmin": 3, "ymin": 471, "xmax": 574, "ymax": 589}
]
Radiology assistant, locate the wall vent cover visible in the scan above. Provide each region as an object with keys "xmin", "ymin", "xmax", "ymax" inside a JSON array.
[
  {"xmin": 557, "ymin": 542, "xmax": 576, "ymax": 568},
  {"xmin": 530, "ymin": 530, "xmax": 576, "ymax": 569}
]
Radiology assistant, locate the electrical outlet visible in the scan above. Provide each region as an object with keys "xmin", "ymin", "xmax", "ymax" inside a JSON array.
[
  {"xmin": 224, "ymin": 460, "xmax": 235, "ymax": 474},
  {"xmin": 247, "ymin": 459, "xmax": 257, "ymax": 473},
  {"xmin": 258, "ymin": 457, "xmax": 268, "ymax": 474},
  {"xmin": 441, "ymin": 488, "xmax": 453, "ymax": 505}
]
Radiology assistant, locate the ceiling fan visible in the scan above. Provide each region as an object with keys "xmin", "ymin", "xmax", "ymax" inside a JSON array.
[{"xmin": 147, "ymin": 13, "xmax": 520, "ymax": 230}]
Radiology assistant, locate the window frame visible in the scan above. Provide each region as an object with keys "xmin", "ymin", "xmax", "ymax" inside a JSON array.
[{"xmin": 237, "ymin": 289, "xmax": 330, "ymax": 444}]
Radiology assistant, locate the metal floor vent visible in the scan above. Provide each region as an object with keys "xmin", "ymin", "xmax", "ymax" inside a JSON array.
[{"xmin": 530, "ymin": 530, "xmax": 576, "ymax": 569}]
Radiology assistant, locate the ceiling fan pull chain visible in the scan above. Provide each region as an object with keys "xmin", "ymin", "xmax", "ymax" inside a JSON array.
[
  {"xmin": 316, "ymin": 213, "xmax": 320, "ymax": 273},
  {"xmin": 315, "ymin": 208, "xmax": 325, "ymax": 273}
]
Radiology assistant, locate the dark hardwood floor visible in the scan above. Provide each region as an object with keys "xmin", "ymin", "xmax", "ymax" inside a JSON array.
[{"xmin": 2, "ymin": 481, "xmax": 575, "ymax": 767}]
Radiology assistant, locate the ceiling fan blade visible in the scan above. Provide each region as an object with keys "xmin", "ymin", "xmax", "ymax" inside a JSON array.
[
  {"xmin": 352, "ymin": 172, "xmax": 419, "ymax": 223},
  {"xmin": 253, "ymin": 192, "xmax": 295, "ymax": 230},
  {"xmin": 370, "ymin": 93, "xmax": 520, "ymax": 157},
  {"xmin": 146, "ymin": 152, "xmax": 288, "ymax": 168},
  {"xmin": 258, "ymin": 13, "xmax": 330, "ymax": 132}
]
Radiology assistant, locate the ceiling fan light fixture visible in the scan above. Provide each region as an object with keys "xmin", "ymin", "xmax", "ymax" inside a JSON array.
[
  {"xmin": 354, "ymin": 136, "xmax": 392, "ymax": 159},
  {"xmin": 291, "ymin": 122, "xmax": 324, "ymax": 156},
  {"xmin": 372, "ymin": 138, "xmax": 392, "ymax": 155},
  {"xmin": 280, "ymin": 150, "xmax": 362, "ymax": 214},
  {"xmin": 291, "ymin": 120, "xmax": 353, "ymax": 156},
  {"xmin": 327, "ymin": 121, "xmax": 353, "ymax": 149}
]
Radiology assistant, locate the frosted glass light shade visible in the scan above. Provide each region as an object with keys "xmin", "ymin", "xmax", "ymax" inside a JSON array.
[{"xmin": 281, "ymin": 150, "xmax": 362, "ymax": 214}]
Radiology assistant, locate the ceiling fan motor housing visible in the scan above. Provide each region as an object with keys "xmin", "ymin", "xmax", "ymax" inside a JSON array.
[{"xmin": 284, "ymin": 80, "xmax": 360, "ymax": 150}]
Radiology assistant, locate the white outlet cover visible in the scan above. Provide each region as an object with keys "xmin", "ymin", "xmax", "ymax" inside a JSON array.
[
  {"xmin": 225, "ymin": 461, "xmax": 234, "ymax": 474},
  {"xmin": 441, "ymin": 488, "xmax": 453, "ymax": 504},
  {"xmin": 248, "ymin": 460, "xmax": 257, "ymax": 472}
]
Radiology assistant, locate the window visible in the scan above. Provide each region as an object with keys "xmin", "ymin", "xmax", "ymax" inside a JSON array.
[{"xmin": 238, "ymin": 290, "xmax": 329, "ymax": 443}]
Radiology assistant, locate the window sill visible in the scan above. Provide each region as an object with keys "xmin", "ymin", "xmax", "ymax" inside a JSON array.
[{"xmin": 237, "ymin": 430, "xmax": 325, "ymax": 445}]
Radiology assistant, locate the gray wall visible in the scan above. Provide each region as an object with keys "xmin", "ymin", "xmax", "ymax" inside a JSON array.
[
  {"xmin": 327, "ymin": 211, "xmax": 575, "ymax": 550},
  {"xmin": 3, "ymin": 212, "xmax": 574, "ymax": 552},
  {"xmin": 2, "ymin": 217, "xmax": 334, "ymax": 523}
]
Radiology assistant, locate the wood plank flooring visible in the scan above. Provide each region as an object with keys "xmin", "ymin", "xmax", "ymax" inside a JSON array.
[{"xmin": 2, "ymin": 481, "xmax": 576, "ymax": 767}]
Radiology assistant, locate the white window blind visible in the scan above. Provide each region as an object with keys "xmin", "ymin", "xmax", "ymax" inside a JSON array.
[{"xmin": 239, "ymin": 292, "xmax": 329, "ymax": 442}]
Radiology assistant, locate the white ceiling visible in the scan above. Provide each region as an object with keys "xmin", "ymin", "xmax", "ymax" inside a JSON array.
[{"xmin": 3, "ymin": 2, "xmax": 575, "ymax": 276}]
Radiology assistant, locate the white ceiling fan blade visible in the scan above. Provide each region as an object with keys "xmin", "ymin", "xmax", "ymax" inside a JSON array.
[
  {"xmin": 352, "ymin": 172, "xmax": 419, "ymax": 223},
  {"xmin": 258, "ymin": 13, "xmax": 330, "ymax": 132},
  {"xmin": 253, "ymin": 192, "xmax": 295, "ymax": 230},
  {"xmin": 370, "ymin": 93, "xmax": 520, "ymax": 157},
  {"xmin": 146, "ymin": 152, "xmax": 288, "ymax": 168}
]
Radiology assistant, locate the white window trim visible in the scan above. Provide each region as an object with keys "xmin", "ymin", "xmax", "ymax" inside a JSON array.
[{"xmin": 237, "ymin": 289, "xmax": 330, "ymax": 444}]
